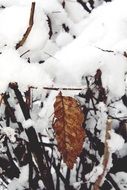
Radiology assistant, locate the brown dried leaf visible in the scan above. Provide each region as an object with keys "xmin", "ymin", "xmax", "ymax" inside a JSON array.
[{"xmin": 53, "ymin": 91, "xmax": 85, "ymax": 169}]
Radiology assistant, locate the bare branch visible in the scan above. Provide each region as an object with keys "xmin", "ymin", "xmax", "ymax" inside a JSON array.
[
  {"xmin": 16, "ymin": 2, "xmax": 35, "ymax": 49},
  {"xmin": 43, "ymin": 87, "xmax": 85, "ymax": 91},
  {"xmin": 93, "ymin": 118, "xmax": 112, "ymax": 190},
  {"xmin": 20, "ymin": 50, "xmax": 30, "ymax": 57},
  {"xmin": 96, "ymin": 46, "xmax": 127, "ymax": 59},
  {"xmin": 9, "ymin": 82, "xmax": 87, "ymax": 91}
]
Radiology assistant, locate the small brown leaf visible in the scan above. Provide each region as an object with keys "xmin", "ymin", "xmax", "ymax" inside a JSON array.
[{"xmin": 53, "ymin": 92, "xmax": 85, "ymax": 169}]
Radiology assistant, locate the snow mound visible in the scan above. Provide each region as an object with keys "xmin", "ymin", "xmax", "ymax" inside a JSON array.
[
  {"xmin": 0, "ymin": 0, "xmax": 127, "ymax": 98},
  {"xmin": 0, "ymin": 48, "xmax": 52, "ymax": 92}
]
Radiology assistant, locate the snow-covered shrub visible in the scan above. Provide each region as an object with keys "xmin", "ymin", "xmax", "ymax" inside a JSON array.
[{"xmin": 1, "ymin": 0, "xmax": 127, "ymax": 190}]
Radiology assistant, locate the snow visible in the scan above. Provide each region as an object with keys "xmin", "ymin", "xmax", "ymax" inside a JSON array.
[
  {"xmin": 56, "ymin": 31, "xmax": 73, "ymax": 48},
  {"xmin": 50, "ymin": 36, "xmax": 126, "ymax": 97},
  {"xmin": 96, "ymin": 102, "xmax": 107, "ymax": 131},
  {"xmin": 107, "ymin": 130, "xmax": 125, "ymax": 153},
  {"xmin": 108, "ymin": 100, "xmax": 127, "ymax": 120},
  {"xmin": 2, "ymin": 127, "xmax": 16, "ymax": 143},
  {"xmin": 37, "ymin": 91, "xmax": 58, "ymax": 131},
  {"xmin": 72, "ymin": 181, "xmax": 83, "ymax": 189},
  {"xmin": 8, "ymin": 165, "xmax": 29, "ymax": 190},
  {"xmin": 0, "ymin": 5, "xmax": 30, "ymax": 47},
  {"xmin": 22, "ymin": 119, "xmax": 34, "ymax": 129},
  {"xmin": 0, "ymin": 48, "xmax": 52, "ymax": 93},
  {"xmin": 0, "ymin": 1, "xmax": 49, "ymax": 51},
  {"xmin": 111, "ymin": 172, "xmax": 127, "ymax": 190},
  {"xmin": 14, "ymin": 104, "xmax": 24, "ymax": 123},
  {"xmin": 85, "ymin": 164, "xmax": 103, "ymax": 183},
  {"xmin": 92, "ymin": 102, "xmax": 108, "ymax": 143},
  {"xmin": 65, "ymin": 0, "xmax": 88, "ymax": 22},
  {"xmin": 0, "ymin": 0, "xmax": 126, "ymax": 96},
  {"xmin": 117, "ymin": 142, "xmax": 127, "ymax": 158},
  {"xmin": 21, "ymin": 5, "xmax": 49, "ymax": 51}
]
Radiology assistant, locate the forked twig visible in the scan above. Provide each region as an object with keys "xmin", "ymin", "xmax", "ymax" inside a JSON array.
[{"xmin": 16, "ymin": 2, "xmax": 35, "ymax": 49}]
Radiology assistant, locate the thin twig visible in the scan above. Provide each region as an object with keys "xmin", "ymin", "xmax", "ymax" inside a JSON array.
[
  {"xmin": 96, "ymin": 47, "xmax": 114, "ymax": 53},
  {"xmin": 93, "ymin": 118, "xmax": 112, "ymax": 190},
  {"xmin": 106, "ymin": 174, "xmax": 121, "ymax": 190},
  {"xmin": 96, "ymin": 46, "xmax": 127, "ymax": 59},
  {"xmin": 9, "ymin": 82, "xmax": 86, "ymax": 91},
  {"xmin": 16, "ymin": 2, "xmax": 35, "ymax": 49},
  {"xmin": 20, "ymin": 50, "xmax": 30, "ymax": 57},
  {"xmin": 77, "ymin": 0, "xmax": 91, "ymax": 13},
  {"xmin": 43, "ymin": 87, "xmax": 85, "ymax": 91},
  {"xmin": 25, "ymin": 87, "xmax": 31, "ymax": 110}
]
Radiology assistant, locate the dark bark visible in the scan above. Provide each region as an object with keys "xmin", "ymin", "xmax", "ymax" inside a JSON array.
[
  {"xmin": 77, "ymin": 0, "xmax": 91, "ymax": 13},
  {"xmin": 47, "ymin": 16, "xmax": 53, "ymax": 39},
  {"xmin": 3, "ymin": 93, "xmax": 24, "ymax": 131},
  {"xmin": 5, "ymin": 139, "xmax": 20, "ymax": 179},
  {"xmin": 106, "ymin": 174, "xmax": 121, "ymax": 190},
  {"xmin": 62, "ymin": 23, "xmax": 69, "ymax": 33},
  {"xmin": 10, "ymin": 84, "xmax": 55, "ymax": 190}
]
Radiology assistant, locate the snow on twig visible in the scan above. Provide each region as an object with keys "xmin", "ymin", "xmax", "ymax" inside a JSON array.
[
  {"xmin": 93, "ymin": 118, "xmax": 112, "ymax": 190},
  {"xmin": 9, "ymin": 82, "xmax": 87, "ymax": 91},
  {"xmin": 43, "ymin": 87, "xmax": 86, "ymax": 91}
]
